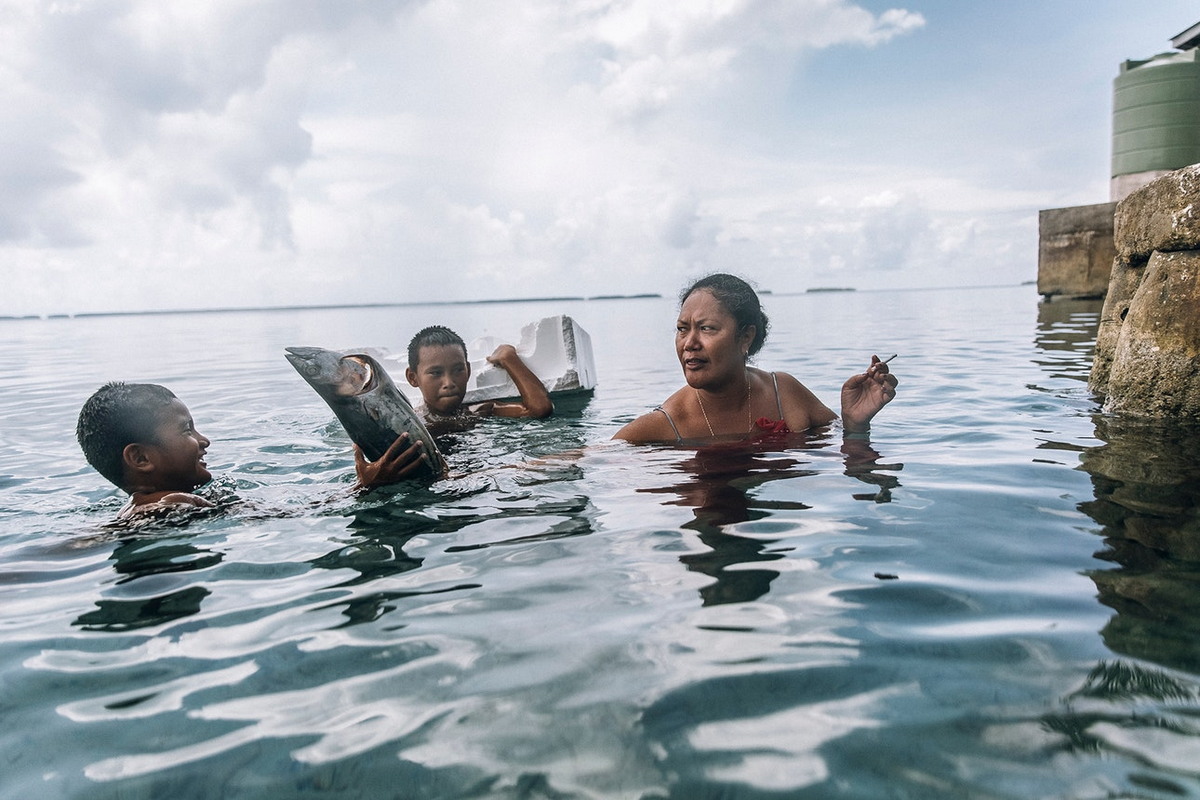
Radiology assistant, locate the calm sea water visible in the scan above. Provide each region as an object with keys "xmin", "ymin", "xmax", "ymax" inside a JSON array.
[{"xmin": 3, "ymin": 286, "xmax": 1200, "ymax": 799}]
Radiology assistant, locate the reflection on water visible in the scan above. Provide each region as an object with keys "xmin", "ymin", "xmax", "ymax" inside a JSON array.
[
  {"xmin": 1078, "ymin": 417, "xmax": 1200, "ymax": 673},
  {"xmin": 74, "ymin": 536, "xmax": 223, "ymax": 631},
  {"xmin": 312, "ymin": 482, "xmax": 600, "ymax": 627},
  {"xmin": 1040, "ymin": 297, "xmax": 1200, "ymax": 673},
  {"xmin": 1035, "ymin": 296, "xmax": 1106, "ymax": 379},
  {"xmin": 841, "ymin": 436, "xmax": 903, "ymax": 503},
  {"xmin": 310, "ymin": 514, "xmax": 432, "ymax": 628},
  {"xmin": 640, "ymin": 436, "xmax": 903, "ymax": 606},
  {"xmin": 1034, "ymin": 298, "xmax": 1200, "ymax": 792},
  {"xmin": 641, "ymin": 443, "xmax": 811, "ymax": 606}
]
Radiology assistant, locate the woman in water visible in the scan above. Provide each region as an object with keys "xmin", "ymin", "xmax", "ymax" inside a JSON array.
[{"xmin": 613, "ymin": 273, "xmax": 897, "ymax": 443}]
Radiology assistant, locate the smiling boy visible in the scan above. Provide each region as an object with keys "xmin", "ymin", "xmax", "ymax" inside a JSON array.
[
  {"xmin": 405, "ymin": 326, "xmax": 553, "ymax": 430},
  {"xmin": 77, "ymin": 381, "xmax": 424, "ymax": 520},
  {"xmin": 76, "ymin": 382, "xmax": 216, "ymax": 519}
]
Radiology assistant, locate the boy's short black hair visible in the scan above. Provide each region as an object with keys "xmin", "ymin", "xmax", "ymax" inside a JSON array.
[
  {"xmin": 407, "ymin": 325, "xmax": 467, "ymax": 370},
  {"xmin": 76, "ymin": 382, "xmax": 178, "ymax": 489}
]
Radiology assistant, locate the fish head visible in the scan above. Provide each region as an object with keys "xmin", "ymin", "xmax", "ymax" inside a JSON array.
[{"xmin": 285, "ymin": 347, "xmax": 376, "ymax": 399}]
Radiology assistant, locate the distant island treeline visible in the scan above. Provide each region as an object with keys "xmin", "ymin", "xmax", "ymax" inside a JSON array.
[
  {"xmin": 5, "ymin": 283, "xmax": 1050, "ymax": 321},
  {"xmin": 3, "ymin": 293, "xmax": 664, "ymax": 321}
]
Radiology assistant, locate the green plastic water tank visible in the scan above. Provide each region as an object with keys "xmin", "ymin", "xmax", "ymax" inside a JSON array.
[{"xmin": 1112, "ymin": 49, "xmax": 1200, "ymax": 178}]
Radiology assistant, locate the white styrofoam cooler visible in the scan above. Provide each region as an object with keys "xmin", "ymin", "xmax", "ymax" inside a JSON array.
[
  {"xmin": 371, "ymin": 314, "xmax": 596, "ymax": 405},
  {"xmin": 461, "ymin": 314, "xmax": 596, "ymax": 404}
]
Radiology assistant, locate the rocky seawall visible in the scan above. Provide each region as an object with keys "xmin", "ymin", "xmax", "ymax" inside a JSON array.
[{"xmin": 1090, "ymin": 163, "xmax": 1200, "ymax": 417}]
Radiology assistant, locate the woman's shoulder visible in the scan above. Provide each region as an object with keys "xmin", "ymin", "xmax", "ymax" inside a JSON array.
[
  {"xmin": 757, "ymin": 368, "xmax": 813, "ymax": 395},
  {"xmin": 613, "ymin": 409, "xmax": 671, "ymax": 442},
  {"xmin": 612, "ymin": 388, "xmax": 691, "ymax": 443},
  {"xmin": 758, "ymin": 368, "xmax": 837, "ymax": 426}
]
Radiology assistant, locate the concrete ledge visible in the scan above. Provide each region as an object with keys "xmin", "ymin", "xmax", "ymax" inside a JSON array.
[{"xmin": 1037, "ymin": 202, "xmax": 1116, "ymax": 298}]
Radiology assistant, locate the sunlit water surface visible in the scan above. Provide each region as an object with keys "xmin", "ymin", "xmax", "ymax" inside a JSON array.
[{"xmin": 3, "ymin": 286, "xmax": 1200, "ymax": 799}]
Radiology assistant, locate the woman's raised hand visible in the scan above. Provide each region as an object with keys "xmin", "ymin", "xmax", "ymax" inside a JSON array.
[{"xmin": 840, "ymin": 355, "xmax": 898, "ymax": 433}]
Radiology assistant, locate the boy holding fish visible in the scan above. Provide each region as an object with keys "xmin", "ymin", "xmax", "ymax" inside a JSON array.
[
  {"xmin": 404, "ymin": 325, "xmax": 553, "ymax": 429},
  {"xmin": 76, "ymin": 327, "xmax": 552, "ymax": 519}
]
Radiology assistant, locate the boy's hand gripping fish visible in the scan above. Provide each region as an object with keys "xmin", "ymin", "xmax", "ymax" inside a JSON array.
[{"xmin": 285, "ymin": 347, "xmax": 448, "ymax": 479}]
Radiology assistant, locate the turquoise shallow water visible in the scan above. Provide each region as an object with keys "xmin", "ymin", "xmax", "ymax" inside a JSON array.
[{"xmin": 3, "ymin": 286, "xmax": 1200, "ymax": 798}]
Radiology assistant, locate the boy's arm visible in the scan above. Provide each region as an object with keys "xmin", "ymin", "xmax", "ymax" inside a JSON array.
[{"xmin": 484, "ymin": 345, "xmax": 554, "ymax": 418}]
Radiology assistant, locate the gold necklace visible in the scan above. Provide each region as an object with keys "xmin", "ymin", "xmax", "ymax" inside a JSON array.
[{"xmin": 695, "ymin": 376, "xmax": 752, "ymax": 436}]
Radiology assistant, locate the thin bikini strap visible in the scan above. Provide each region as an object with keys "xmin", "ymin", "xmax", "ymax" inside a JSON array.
[
  {"xmin": 655, "ymin": 406, "xmax": 683, "ymax": 443},
  {"xmin": 771, "ymin": 372, "xmax": 784, "ymax": 419}
]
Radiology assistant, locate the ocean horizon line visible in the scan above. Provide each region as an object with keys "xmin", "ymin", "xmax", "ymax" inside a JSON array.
[
  {"xmin": 2, "ymin": 281, "xmax": 1041, "ymax": 321},
  {"xmin": 1, "ymin": 293, "xmax": 666, "ymax": 322}
]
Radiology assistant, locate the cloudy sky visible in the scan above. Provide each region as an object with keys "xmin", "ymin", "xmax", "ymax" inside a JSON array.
[{"xmin": 2, "ymin": 0, "xmax": 1197, "ymax": 315}]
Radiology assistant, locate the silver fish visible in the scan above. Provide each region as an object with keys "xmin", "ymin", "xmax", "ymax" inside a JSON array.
[{"xmin": 285, "ymin": 346, "xmax": 447, "ymax": 479}]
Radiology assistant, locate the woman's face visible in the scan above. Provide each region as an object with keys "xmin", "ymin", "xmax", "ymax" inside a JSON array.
[{"xmin": 675, "ymin": 289, "xmax": 755, "ymax": 390}]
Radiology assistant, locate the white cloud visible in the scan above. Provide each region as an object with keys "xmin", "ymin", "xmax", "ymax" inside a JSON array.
[
  {"xmin": 582, "ymin": 0, "xmax": 925, "ymax": 121},
  {"xmin": 11, "ymin": 0, "xmax": 1146, "ymax": 316}
]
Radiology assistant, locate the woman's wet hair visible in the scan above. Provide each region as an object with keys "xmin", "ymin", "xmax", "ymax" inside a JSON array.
[
  {"xmin": 680, "ymin": 273, "xmax": 770, "ymax": 356},
  {"xmin": 76, "ymin": 382, "xmax": 178, "ymax": 488},
  {"xmin": 407, "ymin": 325, "xmax": 467, "ymax": 370}
]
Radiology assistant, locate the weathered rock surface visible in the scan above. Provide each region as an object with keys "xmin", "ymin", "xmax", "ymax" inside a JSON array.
[
  {"xmin": 1114, "ymin": 164, "xmax": 1200, "ymax": 263},
  {"xmin": 1100, "ymin": 250, "xmax": 1200, "ymax": 416},
  {"xmin": 1092, "ymin": 164, "xmax": 1200, "ymax": 418},
  {"xmin": 1089, "ymin": 256, "xmax": 1143, "ymax": 393}
]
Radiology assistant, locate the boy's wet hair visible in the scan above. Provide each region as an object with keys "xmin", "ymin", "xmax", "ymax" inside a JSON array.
[
  {"xmin": 76, "ymin": 382, "xmax": 177, "ymax": 489},
  {"xmin": 681, "ymin": 273, "xmax": 771, "ymax": 357},
  {"xmin": 407, "ymin": 325, "xmax": 467, "ymax": 370}
]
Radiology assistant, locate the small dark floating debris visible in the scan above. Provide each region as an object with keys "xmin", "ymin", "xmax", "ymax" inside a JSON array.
[{"xmin": 874, "ymin": 572, "xmax": 899, "ymax": 580}]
